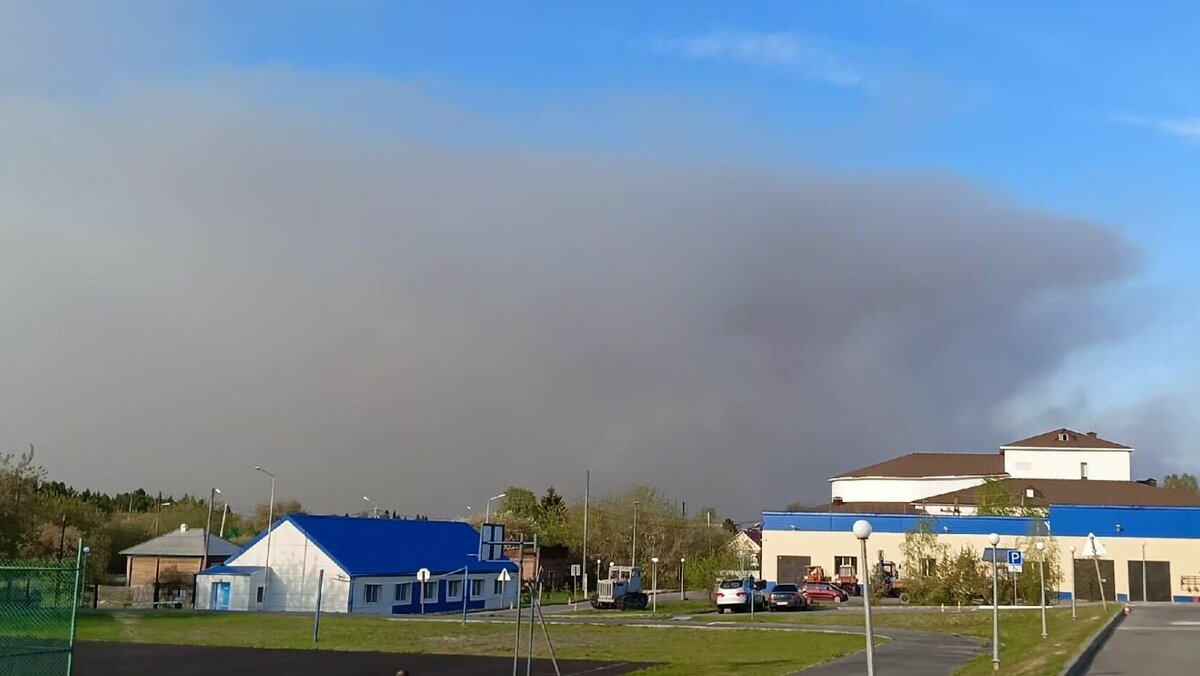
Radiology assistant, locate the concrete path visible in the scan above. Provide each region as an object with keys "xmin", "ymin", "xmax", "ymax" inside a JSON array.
[
  {"xmin": 794, "ymin": 627, "xmax": 982, "ymax": 675},
  {"xmin": 1086, "ymin": 605, "xmax": 1200, "ymax": 675}
]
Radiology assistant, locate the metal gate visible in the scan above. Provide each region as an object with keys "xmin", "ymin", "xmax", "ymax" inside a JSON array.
[
  {"xmin": 1127, "ymin": 561, "xmax": 1171, "ymax": 602},
  {"xmin": 0, "ymin": 546, "xmax": 85, "ymax": 676},
  {"xmin": 1073, "ymin": 558, "xmax": 1115, "ymax": 602},
  {"xmin": 776, "ymin": 556, "xmax": 811, "ymax": 585}
]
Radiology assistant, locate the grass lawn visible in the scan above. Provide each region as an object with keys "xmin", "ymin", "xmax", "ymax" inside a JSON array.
[
  {"xmin": 75, "ymin": 611, "xmax": 870, "ymax": 675},
  {"xmin": 550, "ymin": 598, "xmax": 715, "ymax": 619},
  {"xmin": 722, "ymin": 604, "xmax": 1119, "ymax": 675}
]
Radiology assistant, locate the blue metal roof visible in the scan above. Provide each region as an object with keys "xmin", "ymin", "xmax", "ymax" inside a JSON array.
[
  {"xmin": 1049, "ymin": 504, "xmax": 1200, "ymax": 539},
  {"xmin": 231, "ymin": 514, "xmax": 518, "ymax": 577},
  {"xmin": 201, "ymin": 565, "xmax": 264, "ymax": 576}
]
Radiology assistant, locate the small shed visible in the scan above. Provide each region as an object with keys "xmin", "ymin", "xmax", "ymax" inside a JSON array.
[{"xmin": 120, "ymin": 524, "xmax": 241, "ymax": 586}]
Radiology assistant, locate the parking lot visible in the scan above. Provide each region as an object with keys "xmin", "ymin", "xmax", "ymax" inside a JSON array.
[
  {"xmin": 75, "ymin": 642, "xmax": 651, "ymax": 676},
  {"xmin": 1086, "ymin": 605, "xmax": 1200, "ymax": 674}
]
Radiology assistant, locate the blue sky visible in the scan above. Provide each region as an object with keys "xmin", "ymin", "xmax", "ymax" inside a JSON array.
[{"xmin": 4, "ymin": 1, "xmax": 1199, "ymax": 513}]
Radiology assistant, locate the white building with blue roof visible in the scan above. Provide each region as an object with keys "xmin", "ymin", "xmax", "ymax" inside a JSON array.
[{"xmin": 195, "ymin": 514, "xmax": 519, "ymax": 614}]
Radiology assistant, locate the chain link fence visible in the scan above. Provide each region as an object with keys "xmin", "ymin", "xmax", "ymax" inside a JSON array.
[{"xmin": 0, "ymin": 547, "xmax": 84, "ymax": 676}]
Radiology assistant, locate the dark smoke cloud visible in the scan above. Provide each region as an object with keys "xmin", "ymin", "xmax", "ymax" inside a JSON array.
[{"xmin": 0, "ymin": 73, "xmax": 1140, "ymax": 518}]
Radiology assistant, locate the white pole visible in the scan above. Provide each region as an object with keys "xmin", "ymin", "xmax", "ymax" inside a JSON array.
[
  {"xmin": 680, "ymin": 558, "xmax": 686, "ymax": 600},
  {"xmin": 255, "ymin": 467, "xmax": 276, "ymax": 611},
  {"xmin": 1141, "ymin": 542, "xmax": 1147, "ymax": 604},
  {"xmin": 219, "ymin": 502, "xmax": 229, "ymax": 539},
  {"xmin": 1036, "ymin": 541, "xmax": 1047, "ymax": 638},
  {"xmin": 582, "ymin": 469, "xmax": 589, "ymax": 598},
  {"xmin": 1069, "ymin": 546, "xmax": 1077, "ymax": 620},
  {"xmin": 988, "ymin": 533, "xmax": 1000, "ymax": 671},
  {"xmin": 651, "ymin": 558, "xmax": 658, "ymax": 613},
  {"xmin": 632, "ymin": 500, "xmax": 639, "ymax": 567},
  {"xmin": 1090, "ymin": 534, "xmax": 1107, "ymax": 612},
  {"xmin": 853, "ymin": 520, "xmax": 875, "ymax": 676}
]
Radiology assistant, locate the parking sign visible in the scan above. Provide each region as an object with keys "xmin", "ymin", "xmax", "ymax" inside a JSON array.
[{"xmin": 1007, "ymin": 550, "xmax": 1023, "ymax": 572}]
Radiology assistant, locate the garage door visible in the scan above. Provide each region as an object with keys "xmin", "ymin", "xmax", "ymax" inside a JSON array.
[
  {"xmin": 1127, "ymin": 561, "xmax": 1172, "ymax": 602},
  {"xmin": 1074, "ymin": 559, "xmax": 1115, "ymax": 602},
  {"xmin": 776, "ymin": 556, "xmax": 811, "ymax": 585}
]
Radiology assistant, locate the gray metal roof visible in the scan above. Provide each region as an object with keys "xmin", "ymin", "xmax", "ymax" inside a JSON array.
[{"xmin": 119, "ymin": 526, "xmax": 241, "ymax": 558}]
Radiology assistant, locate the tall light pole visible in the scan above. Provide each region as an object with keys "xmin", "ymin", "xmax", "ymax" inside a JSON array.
[
  {"xmin": 680, "ymin": 557, "xmax": 686, "ymax": 600},
  {"xmin": 478, "ymin": 493, "xmax": 506, "ymax": 559},
  {"xmin": 219, "ymin": 502, "xmax": 229, "ymax": 539},
  {"xmin": 1069, "ymin": 546, "xmax": 1077, "ymax": 620},
  {"xmin": 202, "ymin": 487, "xmax": 222, "ymax": 572},
  {"xmin": 154, "ymin": 501, "xmax": 172, "ymax": 535},
  {"xmin": 1036, "ymin": 541, "xmax": 1047, "ymax": 638},
  {"xmin": 582, "ymin": 470, "xmax": 589, "ymax": 599},
  {"xmin": 1141, "ymin": 541, "xmax": 1147, "ymax": 604},
  {"xmin": 853, "ymin": 520, "xmax": 875, "ymax": 676},
  {"xmin": 632, "ymin": 500, "xmax": 639, "ymax": 567},
  {"xmin": 650, "ymin": 557, "xmax": 659, "ymax": 612},
  {"xmin": 363, "ymin": 495, "xmax": 379, "ymax": 518},
  {"xmin": 254, "ymin": 466, "xmax": 276, "ymax": 611},
  {"xmin": 988, "ymin": 532, "xmax": 1001, "ymax": 671}
]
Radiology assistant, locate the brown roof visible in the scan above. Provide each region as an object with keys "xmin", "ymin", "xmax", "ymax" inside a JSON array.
[
  {"xmin": 833, "ymin": 452, "xmax": 1006, "ymax": 479},
  {"xmin": 920, "ymin": 478, "xmax": 1200, "ymax": 508},
  {"xmin": 809, "ymin": 502, "xmax": 928, "ymax": 514},
  {"xmin": 1002, "ymin": 428, "xmax": 1130, "ymax": 450}
]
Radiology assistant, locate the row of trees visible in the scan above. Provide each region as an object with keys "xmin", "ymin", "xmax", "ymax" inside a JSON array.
[
  {"xmin": 0, "ymin": 450, "xmax": 297, "ymax": 583},
  {"xmin": 471, "ymin": 485, "xmax": 744, "ymax": 593},
  {"xmin": 896, "ymin": 520, "xmax": 1062, "ymax": 605}
]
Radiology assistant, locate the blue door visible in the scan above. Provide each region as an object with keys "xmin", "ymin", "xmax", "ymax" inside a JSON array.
[{"xmin": 211, "ymin": 582, "xmax": 231, "ymax": 610}]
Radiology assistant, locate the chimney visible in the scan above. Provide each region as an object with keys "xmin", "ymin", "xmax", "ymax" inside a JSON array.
[
  {"xmin": 179, "ymin": 524, "xmax": 188, "ymax": 532},
  {"xmin": 1138, "ymin": 478, "xmax": 1158, "ymax": 487},
  {"xmin": 832, "ymin": 497, "xmax": 844, "ymax": 506},
  {"xmin": 1087, "ymin": 431, "xmax": 1098, "ymax": 438}
]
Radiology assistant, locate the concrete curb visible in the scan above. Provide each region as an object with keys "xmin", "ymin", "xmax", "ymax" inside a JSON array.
[{"xmin": 1059, "ymin": 608, "xmax": 1125, "ymax": 676}]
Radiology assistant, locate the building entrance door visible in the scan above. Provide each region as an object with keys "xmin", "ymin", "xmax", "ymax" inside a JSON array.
[
  {"xmin": 211, "ymin": 581, "xmax": 231, "ymax": 610},
  {"xmin": 776, "ymin": 556, "xmax": 811, "ymax": 585},
  {"xmin": 1127, "ymin": 561, "xmax": 1171, "ymax": 602},
  {"xmin": 1073, "ymin": 559, "xmax": 1115, "ymax": 602}
]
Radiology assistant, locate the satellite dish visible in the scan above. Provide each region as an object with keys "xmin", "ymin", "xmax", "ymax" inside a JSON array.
[
  {"xmin": 497, "ymin": 568, "xmax": 512, "ymax": 582},
  {"xmin": 417, "ymin": 568, "xmax": 432, "ymax": 582}
]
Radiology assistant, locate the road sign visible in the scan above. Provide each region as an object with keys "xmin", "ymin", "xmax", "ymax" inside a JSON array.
[
  {"xmin": 497, "ymin": 568, "xmax": 512, "ymax": 582},
  {"xmin": 570, "ymin": 564, "xmax": 581, "ymax": 577},
  {"xmin": 1082, "ymin": 532, "xmax": 1107, "ymax": 558},
  {"xmin": 1007, "ymin": 550, "xmax": 1023, "ymax": 573},
  {"xmin": 417, "ymin": 567, "xmax": 431, "ymax": 582}
]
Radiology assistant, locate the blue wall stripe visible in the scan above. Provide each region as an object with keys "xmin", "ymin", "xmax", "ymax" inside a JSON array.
[{"xmin": 765, "ymin": 505, "xmax": 1200, "ymax": 540}]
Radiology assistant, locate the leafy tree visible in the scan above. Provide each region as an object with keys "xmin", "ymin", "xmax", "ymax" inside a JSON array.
[
  {"xmin": 0, "ymin": 449, "xmax": 46, "ymax": 556},
  {"xmin": 722, "ymin": 518, "xmax": 737, "ymax": 532},
  {"xmin": 975, "ymin": 478, "xmax": 1017, "ymax": 516},
  {"xmin": 1163, "ymin": 473, "xmax": 1199, "ymax": 493},
  {"xmin": 899, "ymin": 519, "xmax": 950, "ymax": 602},
  {"xmin": 501, "ymin": 487, "xmax": 541, "ymax": 521}
]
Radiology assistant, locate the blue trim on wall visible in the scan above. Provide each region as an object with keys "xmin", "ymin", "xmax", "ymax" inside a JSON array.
[
  {"xmin": 762, "ymin": 512, "xmax": 1036, "ymax": 536},
  {"xmin": 1117, "ymin": 593, "xmax": 1128, "ymax": 603},
  {"xmin": 392, "ymin": 599, "xmax": 486, "ymax": 615},
  {"xmin": 1048, "ymin": 505, "xmax": 1200, "ymax": 539},
  {"xmin": 1172, "ymin": 596, "xmax": 1198, "ymax": 604},
  {"xmin": 1058, "ymin": 591, "xmax": 1073, "ymax": 600}
]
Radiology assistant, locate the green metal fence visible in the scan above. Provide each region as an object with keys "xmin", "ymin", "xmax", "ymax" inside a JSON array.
[{"xmin": 0, "ymin": 544, "xmax": 85, "ymax": 676}]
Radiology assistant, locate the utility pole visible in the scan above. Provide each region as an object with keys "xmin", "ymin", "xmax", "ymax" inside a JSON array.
[
  {"xmin": 632, "ymin": 501, "xmax": 639, "ymax": 567},
  {"xmin": 57, "ymin": 515, "xmax": 67, "ymax": 560},
  {"xmin": 219, "ymin": 503, "xmax": 229, "ymax": 539},
  {"xmin": 581, "ymin": 469, "xmax": 589, "ymax": 598}
]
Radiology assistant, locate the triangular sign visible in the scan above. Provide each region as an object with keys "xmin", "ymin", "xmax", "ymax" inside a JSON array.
[
  {"xmin": 497, "ymin": 568, "xmax": 512, "ymax": 582},
  {"xmin": 1081, "ymin": 532, "xmax": 1107, "ymax": 558}
]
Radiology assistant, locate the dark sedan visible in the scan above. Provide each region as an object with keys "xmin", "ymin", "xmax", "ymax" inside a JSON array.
[
  {"xmin": 802, "ymin": 582, "xmax": 850, "ymax": 604},
  {"xmin": 766, "ymin": 583, "xmax": 808, "ymax": 611}
]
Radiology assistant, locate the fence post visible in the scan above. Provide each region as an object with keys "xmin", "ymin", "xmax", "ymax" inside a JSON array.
[
  {"xmin": 313, "ymin": 569, "xmax": 324, "ymax": 643},
  {"xmin": 67, "ymin": 539, "xmax": 85, "ymax": 675}
]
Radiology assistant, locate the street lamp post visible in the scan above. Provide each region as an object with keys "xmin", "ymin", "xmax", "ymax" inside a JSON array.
[
  {"xmin": 651, "ymin": 557, "xmax": 659, "ymax": 612},
  {"xmin": 154, "ymin": 502, "xmax": 172, "ymax": 535},
  {"xmin": 853, "ymin": 520, "xmax": 875, "ymax": 676},
  {"xmin": 680, "ymin": 558, "xmax": 686, "ymax": 600},
  {"xmin": 1036, "ymin": 541, "xmax": 1047, "ymax": 638},
  {"xmin": 1069, "ymin": 546, "xmax": 1077, "ymax": 620},
  {"xmin": 478, "ymin": 493, "xmax": 506, "ymax": 559},
  {"xmin": 202, "ymin": 487, "xmax": 222, "ymax": 572},
  {"xmin": 1141, "ymin": 541, "xmax": 1147, "ymax": 604},
  {"xmin": 595, "ymin": 558, "xmax": 601, "ymax": 588},
  {"xmin": 362, "ymin": 495, "xmax": 379, "ymax": 518},
  {"xmin": 632, "ymin": 501, "xmax": 639, "ymax": 566},
  {"xmin": 254, "ymin": 466, "xmax": 276, "ymax": 611},
  {"xmin": 988, "ymin": 532, "xmax": 1001, "ymax": 671}
]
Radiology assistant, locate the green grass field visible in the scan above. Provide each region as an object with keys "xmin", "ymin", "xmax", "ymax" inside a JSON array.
[
  {"xmin": 74, "ymin": 611, "xmax": 869, "ymax": 675},
  {"xmin": 722, "ymin": 604, "xmax": 1118, "ymax": 675}
]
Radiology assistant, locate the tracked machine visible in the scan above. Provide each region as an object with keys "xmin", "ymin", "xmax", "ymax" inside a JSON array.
[{"xmin": 590, "ymin": 564, "xmax": 649, "ymax": 610}]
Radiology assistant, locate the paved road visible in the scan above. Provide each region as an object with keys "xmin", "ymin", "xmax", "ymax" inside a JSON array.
[
  {"xmin": 75, "ymin": 642, "xmax": 650, "ymax": 676},
  {"xmin": 1086, "ymin": 605, "xmax": 1200, "ymax": 675}
]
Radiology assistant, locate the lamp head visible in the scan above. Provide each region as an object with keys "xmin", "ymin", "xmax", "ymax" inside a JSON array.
[
  {"xmin": 987, "ymin": 532, "xmax": 1000, "ymax": 547},
  {"xmin": 651, "ymin": 557, "xmax": 659, "ymax": 563},
  {"xmin": 1036, "ymin": 541, "xmax": 1045, "ymax": 551},
  {"xmin": 1069, "ymin": 546, "xmax": 1076, "ymax": 554},
  {"xmin": 213, "ymin": 487, "xmax": 221, "ymax": 495},
  {"xmin": 852, "ymin": 519, "xmax": 872, "ymax": 540}
]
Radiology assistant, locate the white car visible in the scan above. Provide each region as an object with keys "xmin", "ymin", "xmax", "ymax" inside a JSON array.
[{"xmin": 715, "ymin": 578, "xmax": 765, "ymax": 613}]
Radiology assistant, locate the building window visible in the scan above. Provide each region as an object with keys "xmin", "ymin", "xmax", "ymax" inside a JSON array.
[
  {"xmin": 1080, "ymin": 462, "xmax": 1088, "ymax": 480},
  {"xmin": 422, "ymin": 581, "xmax": 438, "ymax": 601},
  {"xmin": 471, "ymin": 579, "xmax": 484, "ymax": 597},
  {"xmin": 494, "ymin": 580, "xmax": 504, "ymax": 596},
  {"xmin": 363, "ymin": 584, "xmax": 381, "ymax": 603},
  {"xmin": 394, "ymin": 583, "xmax": 410, "ymax": 602},
  {"xmin": 447, "ymin": 579, "xmax": 462, "ymax": 600},
  {"xmin": 834, "ymin": 556, "xmax": 858, "ymax": 578},
  {"xmin": 256, "ymin": 586, "xmax": 264, "ymax": 603},
  {"xmin": 920, "ymin": 558, "xmax": 937, "ymax": 577}
]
